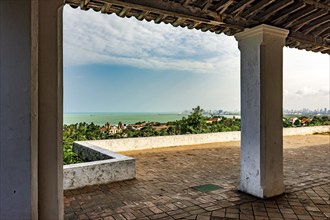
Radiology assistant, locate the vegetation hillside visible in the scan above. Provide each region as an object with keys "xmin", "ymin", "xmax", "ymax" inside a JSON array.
[{"xmin": 63, "ymin": 106, "xmax": 329, "ymax": 164}]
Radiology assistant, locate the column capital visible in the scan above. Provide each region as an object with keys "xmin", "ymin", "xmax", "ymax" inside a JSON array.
[{"xmin": 234, "ymin": 24, "xmax": 289, "ymax": 41}]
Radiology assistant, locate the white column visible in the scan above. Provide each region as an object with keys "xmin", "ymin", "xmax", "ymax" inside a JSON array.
[
  {"xmin": 38, "ymin": 1, "xmax": 64, "ymax": 219},
  {"xmin": 235, "ymin": 25, "xmax": 289, "ymax": 198},
  {"xmin": 0, "ymin": 0, "xmax": 64, "ymax": 219},
  {"xmin": 0, "ymin": 1, "xmax": 39, "ymax": 218}
]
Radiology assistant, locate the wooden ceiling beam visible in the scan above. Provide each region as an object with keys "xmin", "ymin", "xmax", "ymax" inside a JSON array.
[
  {"xmin": 172, "ymin": 18, "xmax": 185, "ymax": 27},
  {"xmin": 291, "ymin": 9, "xmax": 328, "ymax": 32},
  {"xmin": 257, "ymin": 0, "xmax": 294, "ymax": 23},
  {"xmin": 218, "ymin": 0, "xmax": 234, "ymax": 14},
  {"xmin": 227, "ymin": 0, "xmax": 255, "ymax": 15},
  {"xmin": 187, "ymin": 21, "xmax": 202, "ymax": 29},
  {"xmin": 282, "ymin": 6, "xmax": 317, "ymax": 28},
  {"xmin": 137, "ymin": 11, "xmax": 149, "ymax": 20},
  {"xmin": 118, "ymin": 7, "xmax": 130, "ymax": 17},
  {"xmin": 183, "ymin": 0, "xmax": 191, "ymax": 6},
  {"xmin": 213, "ymin": 0, "xmax": 229, "ymax": 11},
  {"xmin": 201, "ymin": 25, "xmax": 211, "ymax": 32},
  {"xmin": 213, "ymin": 0, "xmax": 234, "ymax": 14},
  {"xmin": 301, "ymin": 14, "xmax": 330, "ymax": 34},
  {"xmin": 311, "ymin": 23, "xmax": 330, "ymax": 36},
  {"xmin": 304, "ymin": 0, "xmax": 330, "ymax": 10},
  {"xmin": 288, "ymin": 31, "xmax": 329, "ymax": 49},
  {"xmin": 80, "ymin": 0, "xmax": 90, "ymax": 10},
  {"xmin": 97, "ymin": 0, "xmax": 223, "ymax": 25},
  {"xmin": 271, "ymin": 2, "xmax": 306, "ymax": 25},
  {"xmin": 323, "ymin": 49, "xmax": 330, "ymax": 54},
  {"xmin": 322, "ymin": 33, "xmax": 330, "ymax": 39},
  {"xmin": 318, "ymin": 47, "xmax": 330, "ymax": 52},
  {"xmin": 202, "ymin": 0, "xmax": 213, "ymax": 12},
  {"xmin": 154, "ymin": 14, "xmax": 166, "ymax": 24},
  {"xmin": 214, "ymin": 27, "xmax": 225, "ymax": 34},
  {"xmin": 241, "ymin": 0, "xmax": 276, "ymax": 19},
  {"xmin": 101, "ymin": 3, "xmax": 112, "ymax": 13}
]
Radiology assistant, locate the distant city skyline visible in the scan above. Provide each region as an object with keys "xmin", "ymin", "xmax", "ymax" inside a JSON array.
[{"xmin": 63, "ymin": 5, "xmax": 329, "ymax": 113}]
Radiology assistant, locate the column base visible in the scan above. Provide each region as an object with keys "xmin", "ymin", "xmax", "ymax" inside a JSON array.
[{"xmin": 239, "ymin": 183, "xmax": 285, "ymax": 198}]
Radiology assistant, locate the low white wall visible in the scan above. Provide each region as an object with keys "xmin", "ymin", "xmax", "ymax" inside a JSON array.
[
  {"xmin": 85, "ymin": 131, "xmax": 241, "ymax": 152},
  {"xmin": 77, "ymin": 126, "xmax": 329, "ymax": 152},
  {"xmin": 63, "ymin": 144, "xmax": 135, "ymax": 190},
  {"xmin": 283, "ymin": 126, "xmax": 329, "ymax": 136}
]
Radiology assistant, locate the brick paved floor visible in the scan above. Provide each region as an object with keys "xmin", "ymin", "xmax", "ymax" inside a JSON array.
[{"xmin": 64, "ymin": 135, "xmax": 330, "ymax": 220}]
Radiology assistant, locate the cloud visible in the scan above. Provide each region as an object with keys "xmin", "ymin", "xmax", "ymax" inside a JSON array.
[
  {"xmin": 294, "ymin": 87, "xmax": 329, "ymax": 96},
  {"xmin": 283, "ymin": 48, "xmax": 329, "ymax": 108},
  {"xmin": 63, "ymin": 5, "xmax": 329, "ymax": 111},
  {"xmin": 63, "ymin": 5, "xmax": 239, "ymax": 74}
]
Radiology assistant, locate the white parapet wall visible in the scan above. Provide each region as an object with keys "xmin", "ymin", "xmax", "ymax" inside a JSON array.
[
  {"xmin": 82, "ymin": 131, "xmax": 241, "ymax": 152},
  {"xmin": 283, "ymin": 126, "xmax": 329, "ymax": 136},
  {"xmin": 76, "ymin": 126, "xmax": 330, "ymax": 152},
  {"xmin": 63, "ymin": 143, "xmax": 135, "ymax": 190}
]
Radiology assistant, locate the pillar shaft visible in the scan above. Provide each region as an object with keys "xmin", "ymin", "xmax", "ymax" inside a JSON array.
[
  {"xmin": 38, "ymin": 1, "xmax": 64, "ymax": 219},
  {"xmin": 0, "ymin": 0, "xmax": 63, "ymax": 219},
  {"xmin": 0, "ymin": 1, "xmax": 38, "ymax": 218},
  {"xmin": 235, "ymin": 25, "xmax": 289, "ymax": 198}
]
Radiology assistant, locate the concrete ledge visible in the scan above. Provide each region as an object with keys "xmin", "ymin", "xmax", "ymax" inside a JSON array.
[
  {"xmin": 80, "ymin": 131, "xmax": 241, "ymax": 152},
  {"xmin": 283, "ymin": 126, "xmax": 330, "ymax": 136},
  {"xmin": 63, "ymin": 143, "xmax": 135, "ymax": 190},
  {"xmin": 76, "ymin": 126, "xmax": 329, "ymax": 152}
]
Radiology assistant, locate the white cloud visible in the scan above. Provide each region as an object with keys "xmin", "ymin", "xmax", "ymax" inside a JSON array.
[
  {"xmin": 283, "ymin": 49, "xmax": 329, "ymax": 109},
  {"xmin": 294, "ymin": 87, "xmax": 329, "ymax": 96},
  {"xmin": 63, "ymin": 5, "xmax": 239, "ymax": 74},
  {"xmin": 283, "ymin": 48, "xmax": 329, "ymax": 109},
  {"xmin": 63, "ymin": 5, "xmax": 329, "ymax": 110}
]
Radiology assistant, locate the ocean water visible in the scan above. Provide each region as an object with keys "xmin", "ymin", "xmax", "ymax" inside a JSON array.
[{"xmin": 63, "ymin": 112, "xmax": 187, "ymax": 125}]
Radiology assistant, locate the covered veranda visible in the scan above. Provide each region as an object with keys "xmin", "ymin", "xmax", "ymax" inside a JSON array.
[{"xmin": 0, "ymin": 0, "xmax": 329, "ymax": 219}]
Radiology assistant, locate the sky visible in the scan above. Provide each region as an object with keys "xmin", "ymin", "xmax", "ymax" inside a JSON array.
[{"xmin": 63, "ymin": 5, "xmax": 329, "ymax": 113}]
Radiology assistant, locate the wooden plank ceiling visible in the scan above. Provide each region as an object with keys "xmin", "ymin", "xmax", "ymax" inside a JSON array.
[{"xmin": 65, "ymin": 0, "xmax": 330, "ymax": 54}]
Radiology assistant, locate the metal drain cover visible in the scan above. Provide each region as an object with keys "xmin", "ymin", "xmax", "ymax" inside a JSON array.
[{"xmin": 191, "ymin": 184, "xmax": 223, "ymax": 192}]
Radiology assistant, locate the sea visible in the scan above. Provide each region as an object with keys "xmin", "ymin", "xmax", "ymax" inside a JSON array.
[
  {"xmin": 64, "ymin": 112, "xmax": 240, "ymax": 126},
  {"xmin": 63, "ymin": 112, "xmax": 188, "ymax": 126}
]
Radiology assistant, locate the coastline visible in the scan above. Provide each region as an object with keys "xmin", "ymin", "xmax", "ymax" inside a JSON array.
[
  {"xmin": 63, "ymin": 112, "xmax": 241, "ymax": 126},
  {"xmin": 63, "ymin": 112, "xmax": 186, "ymax": 125}
]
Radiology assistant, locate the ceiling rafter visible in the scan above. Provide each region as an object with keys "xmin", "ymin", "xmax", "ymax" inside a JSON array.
[
  {"xmin": 80, "ymin": 0, "xmax": 90, "ymax": 10},
  {"xmin": 227, "ymin": 0, "xmax": 255, "ymax": 16},
  {"xmin": 241, "ymin": 0, "xmax": 276, "ymax": 19},
  {"xmin": 290, "ymin": 9, "xmax": 328, "ymax": 32},
  {"xmin": 271, "ymin": 2, "xmax": 306, "ymax": 25},
  {"xmin": 301, "ymin": 14, "xmax": 330, "ymax": 34},
  {"xmin": 312, "ymin": 23, "xmax": 330, "ymax": 36},
  {"xmin": 101, "ymin": 3, "xmax": 112, "ymax": 13},
  {"xmin": 118, "ymin": 7, "xmax": 130, "ymax": 17},
  {"xmin": 213, "ymin": 0, "xmax": 234, "ymax": 14},
  {"xmin": 304, "ymin": 0, "xmax": 330, "ymax": 10},
  {"xmin": 257, "ymin": 0, "xmax": 294, "ymax": 23},
  {"xmin": 201, "ymin": 0, "xmax": 213, "ymax": 12},
  {"xmin": 282, "ymin": 6, "xmax": 317, "ymax": 28},
  {"xmin": 187, "ymin": 21, "xmax": 202, "ymax": 29},
  {"xmin": 218, "ymin": 0, "xmax": 234, "ymax": 14},
  {"xmin": 99, "ymin": 0, "xmax": 224, "ymax": 24},
  {"xmin": 154, "ymin": 14, "xmax": 166, "ymax": 23}
]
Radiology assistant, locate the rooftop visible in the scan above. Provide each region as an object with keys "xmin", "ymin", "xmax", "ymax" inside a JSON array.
[{"xmin": 64, "ymin": 134, "xmax": 330, "ymax": 219}]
